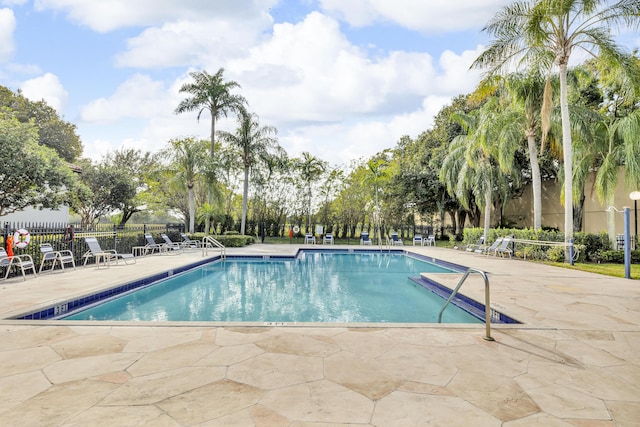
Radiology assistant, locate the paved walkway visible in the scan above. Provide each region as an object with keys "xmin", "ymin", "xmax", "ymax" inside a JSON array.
[{"xmin": 0, "ymin": 244, "xmax": 639, "ymax": 426}]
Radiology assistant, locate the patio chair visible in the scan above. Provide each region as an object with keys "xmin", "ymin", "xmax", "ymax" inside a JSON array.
[
  {"xmin": 180, "ymin": 233, "xmax": 201, "ymax": 248},
  {"xmin": 304, "ymin": 233, "xmax": 316, "ymax": 244},
  {"xmin": 39, "ymin": 243, "xmax": 75, "ymax": 273},
  {"xmin": 82, "ymin": 237, "xmax": 136, "ymax": 267},
  {"xmin": 466, "ymin": 236, "xmax": 485, "ymax": 252},
  {"xmin": 390, "ymin": 232, "xmax": 403, "ymax": 246},
  {"xmin": 478, "ymin": 237, "xmax": 503, "ymax": 256},
  {"xmin": 494, "ymin": 236, "xmax": 514, "ymax": 258},
  {"xmin": 323, "ymin": 233, "xmax": 334, "ymax": 245},
  {"xmin": 160, "ymin": 233, "xmax": 184, "ymax": 253},
  {"xmin": 413, "ymin": 234, "xmax": 423, "ymax": 246},
  {"xmin": 0, "ymin": 247, "xmax": 36, "ymax": 280},
  {"xmin": 360, "ymin": 232, "xmax": 372, "ymax": 245},
  {"xmin": 425, "ymin": 235, "xmax": 436, "ymax": 246},
  {"xmin": 144, "ymin": 234, "xmax": 179, "ymax": 255}
]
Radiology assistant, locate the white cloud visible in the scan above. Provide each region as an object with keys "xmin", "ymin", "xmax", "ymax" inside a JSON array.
[
  {"xmin": 231, "ymin": 12, "xmax": 440, "ymax": 126},
  {"xmin": 0, "ymin": 8, "xmax": 16, "ymax": 62},
  {"xmin": 319, "ymin": 0, "xmax": 512, "ymax": 32},
  {"xmin": 20, "ymin": 73, "xmax": 68, "ymax": 112},
  {"xmin": 114, "ymin": 16, "xmax": 270, "ymax": 69},
  {"xmin": 80, "ymin": 74, "xmax": 172, "ymax": 123},
  {"xmin": 33, "ymin": 0, "xmax": 277, "ymax": 33}
]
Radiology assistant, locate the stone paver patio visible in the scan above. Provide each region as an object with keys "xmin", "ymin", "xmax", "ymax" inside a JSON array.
[{"xmin": 0, "ymin": 244, "xmax": 639, "ymax": 426}]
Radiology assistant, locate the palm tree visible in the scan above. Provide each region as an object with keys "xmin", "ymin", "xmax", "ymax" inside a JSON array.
[
  {"xmin": 217, "ymin": 110, "xmax": 282, "ymax": 235},
  {"xmin": 475, "ymin": 71, "xmax": 548, "ymax": 230},
  {"xmin": 175, "ymin": 68, "xmax": 247, "ymax": 158},
  {"xmin": 296, "ymin": 152, "xmax": 327, "ymax": 231},
  {"xmin": 163, "ymin": 137, "xmax": 208, "ymax": 233},
  {"xmin": 472, "ymin": 0, "xmax": 640, "ymax": 256},
  {"xmin": 440, "ymin": 99, "xmax": 519, "ymax": 239}
]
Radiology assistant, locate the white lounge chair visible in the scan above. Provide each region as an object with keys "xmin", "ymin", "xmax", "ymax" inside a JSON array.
[
  {"xmin": 425, "ymin": 235, "xmax": 436, "ymax": 246},
  {"xmin": 0, "ymin": 247, "xmax": 36, "ymax": 280},
  {"xmin": 180, "ymin": 233, "xmax": 201, "ymax": 248},
  {"xmin": 360, "ymin": 232, "xmax": 372, "ymax": 245},
  {"xmin": 323, "ymin": 233, "xmax": 334, "ymax": 245},
  {"xmin": 304, "ymin": 233, "xmax": 316, "ymax": 244},
  {"xmin": 479, "ymin": 237, "xmax": 503, "ymax": 256},
  {"xmin": 39, "ymin": 243, "xmax": 75, "ymax": 273},
  {"xmin": 390, "ymin": 232, "xmax": 403, "ymax": 246},
  {"xmin": 160, "ymin": 233, "xmax": 184, "ymax": 253},
  {"xmin": 466, "ymin": 236, "xmax": 485, "ymax": 252},
  {"xmin": 413, "ymin": 234, "xmax": 423, "ymax": 246},
  {"xmin": 494, "ymin": 236, "xmax": 513, "ymax": 258},
  {"xmin": 82, "ymin": 237, "xmax": 136, "ymax": 267}
]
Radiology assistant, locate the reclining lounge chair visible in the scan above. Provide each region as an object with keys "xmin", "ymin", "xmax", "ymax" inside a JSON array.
[
  {"xmin": 39, "ymin": 243, "xmax": 75, "ymax": 273},
  {"xmin": 82, "ymin": 237, "xmax": 136, "ymax": 267},
  {"xmin": 0, "ymin": 248, "xmax": 36, "ymax": 280}
]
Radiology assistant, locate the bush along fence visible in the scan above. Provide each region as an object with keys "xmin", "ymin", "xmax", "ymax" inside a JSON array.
[{"xmin": 1, "ymin": 222, "xmax": 186, "ymax": 274}]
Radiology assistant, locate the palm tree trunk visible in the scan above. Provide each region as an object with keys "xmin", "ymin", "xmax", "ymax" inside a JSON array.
[
  {"xmin": 483, "ymin": 189, "xmax": 491, "ymax": 239},
  {"xmin": 188, "ymin": 186, "xmax": 195, "ymax": 234},
  {"xmin": 527, "ymin": 133, "xmax": 542, "ymax": 230},
  {"xmin": 560, "ymin": 62, "xmax": 574, "ymax": 259},
  {"xmin": 241, "ymin": 167, "xmax": 249, "ymax": 235},
  {"xmin": 210, "ymin": 117, "xmax": 215, "ymax": 158}
]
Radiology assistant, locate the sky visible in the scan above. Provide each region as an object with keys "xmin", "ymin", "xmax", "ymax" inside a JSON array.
[{"xmin": 1, "ymin": 0, "xmax": 639, "ymax": 168}]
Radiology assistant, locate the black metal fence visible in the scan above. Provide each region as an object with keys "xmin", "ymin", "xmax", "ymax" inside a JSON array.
[{"xmin": 1, "ymin": 222, "xmax": 185, "ymax": 272}]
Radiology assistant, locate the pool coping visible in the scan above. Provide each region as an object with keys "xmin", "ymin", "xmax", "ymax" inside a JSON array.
[{"xmin": 9, "ymin": 248, "xmax": 517, "ymax": 324}]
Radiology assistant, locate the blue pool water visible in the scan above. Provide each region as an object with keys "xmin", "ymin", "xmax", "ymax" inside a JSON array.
[{"xmin": 63, "ymin": 252, "xmax": 481, "ymax": 323}]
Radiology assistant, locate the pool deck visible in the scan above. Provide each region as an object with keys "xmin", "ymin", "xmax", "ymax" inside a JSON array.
[{"xmin": 0, "ymin": 243, "xmax": 639, "ymax": 426}]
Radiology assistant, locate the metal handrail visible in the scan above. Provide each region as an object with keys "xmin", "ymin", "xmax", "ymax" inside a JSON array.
[
  {"xmin": 437, "ymin": 267, "xmax": 494, "ymax": 341},
  {"xmin": 201, "ymin": 235, "xmax": 225, "ymax": 259}
]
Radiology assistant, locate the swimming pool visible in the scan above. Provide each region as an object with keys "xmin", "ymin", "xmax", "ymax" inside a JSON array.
[{"xmin": 61, "ymin": 251, "xmax": 483, "ymax": 323}]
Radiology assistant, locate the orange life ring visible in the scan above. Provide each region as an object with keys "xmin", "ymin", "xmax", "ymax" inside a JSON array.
[{"xmin": 13, "ymin": 229, "xmax": 30, "ymax": 249}]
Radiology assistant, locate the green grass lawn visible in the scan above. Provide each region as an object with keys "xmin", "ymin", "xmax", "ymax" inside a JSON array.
[{"xmin": 545, "ymin": 261, "xmax": 640, "ymax": 279}]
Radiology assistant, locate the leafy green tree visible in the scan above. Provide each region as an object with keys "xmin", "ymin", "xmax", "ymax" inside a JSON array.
[
  {"xmin": 0, "ymin": 111, "xmax": 87, "ymax": 217},
  {"xmin": 162, "ymin": 138, "xmax": 208, "ymax": 233},
  {"xmin": 0, "ymin": 86, "xmax": 83, "ymax": 161},
  {"xmin": 72, "ymin": 160, "xmax": 135, "ymax": 227},
  {"xmin": 473, "ymin": 0, "xmax": 640, "ymax": 255},
  {"xmin": 217, "ymin": 110, "xmax": 282, "ymax": 235},
  {"xmin": 175, "ymin": 68, "xmax": 247, "ymax": 158},
  {"xmin": 103, "ymin": 148, "xmax": 158, "ymax": 226}
]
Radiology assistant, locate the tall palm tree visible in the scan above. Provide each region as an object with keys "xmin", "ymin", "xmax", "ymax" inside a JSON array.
[
  {"xmin": 296, "ymin": 152, "xmax": 327, "ymax": 231},
  {"xmin": 163, "ymin": 137, "xmax": 208, "ymax": 233},
  {"xmin": 476, "ymin": 71, "xmax": 548, "ymax": 230},
  {"xmin": 175, "ymin": 68, "xmax": 247, "ymax": 158},
  {"xmin": 472, "ymin": 0, "xmax": 640, "ymax": 256},
  {"xmin": 217, "ymin": 110, "xmax": 282, "ymax": 235}
]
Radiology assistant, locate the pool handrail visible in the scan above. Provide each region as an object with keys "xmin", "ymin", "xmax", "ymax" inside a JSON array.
[
  {"xmin": 437, "ymin": 267, "xmax": 494, "ymax": 341},
  {"xmin": 202, "ymin": 235, "xmax": 226, "ymax": 259}
]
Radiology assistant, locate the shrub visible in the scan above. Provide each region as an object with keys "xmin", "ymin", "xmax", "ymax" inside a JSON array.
[
  {"xmin": 546, "ymin": 246, "xmax": 565, "ymax": 262},
  {"xmin": 594, "ymin": 249, "xmax": 640, "ymax": 263}
]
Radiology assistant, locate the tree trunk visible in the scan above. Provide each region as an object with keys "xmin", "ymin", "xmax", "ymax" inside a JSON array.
[
  {"xmin": 559, "ymin": 62, "xmax": 573, "ymax": 260},
  {"xmin": 188, "ymin": 186, "xmax": 195, "ymax": 233},
  {"xmin": 483, "ymin": 189, "xmax": 491, "ymax": 240},
  {"xmin": 241, "ymin": 167, "xmax": 249, "ymax": 235},
  {"xmin": 527, "ymin": 132, "xmax": 542, "ymax": 230}
]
